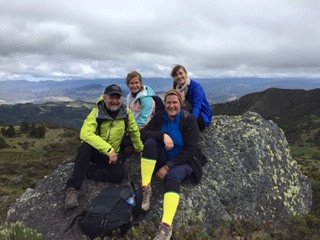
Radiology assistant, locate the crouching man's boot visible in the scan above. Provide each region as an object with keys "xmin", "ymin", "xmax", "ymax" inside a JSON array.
[
  {"xmin": 65, "ymin": 187, "xmax": 79, "ymax": 209},
  {"xmin": 142, "ymin": 185, "xmax": 152, "ymax": 211}
]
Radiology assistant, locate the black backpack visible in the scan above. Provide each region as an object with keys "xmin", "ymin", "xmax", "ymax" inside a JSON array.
[
  {"xmin": 77, "ymin": 182, "xmax": 142, "ymax": 239},
  {"xmin": 152, "ymin": 95, "xmax": 165, "ymax": 113}
]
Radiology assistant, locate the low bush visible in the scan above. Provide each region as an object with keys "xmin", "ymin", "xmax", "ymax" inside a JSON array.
[
  {"xmin": 0, "ymin": 137, "xmax": 9, "ymax": 149},
  {"xmin": 0, "ymin": 221, "xmax": 43, "ymax": 240}
]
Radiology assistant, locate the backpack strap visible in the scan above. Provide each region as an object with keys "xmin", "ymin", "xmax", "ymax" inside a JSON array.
[
  {"xmin": 125, "ymin": 169, "xmax": 143, "ymax": 217},
  {"xmin": 64, "ymin": 211, "xmax": 86, "ymax": 233},
  {"xmin": 96, "ymin": 119, "xmax": 103, "ymax": 136}
]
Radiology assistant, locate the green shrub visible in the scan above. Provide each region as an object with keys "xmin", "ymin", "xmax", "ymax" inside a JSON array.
[
  {"xmin": 29, "ymin": 124, "xmax": 45, "ymax": 138},
  {"xmin": 58, "ymin": 129, "xmax": 76, "ymax": 138},
  {"xmin": 5, "ymin": 126, "xmax": 16, "ymax": 138},
  {"xmin": 20, "ymin": 121, "xmax": 30, "ymax": 134},
  {"xmin": 0, "ymin": 128, "xmax": 6, "ymax": 137},
  {"xmin": 17, "ymin": 142, "xmax": 30, "ymax": 151},
  {"xmin": 0, "ymin": 221, "xmax": 43, "ymax": 240},
  {"xmin": 289, "ymin": 215, "xmax": 313, "ymax": 239},
  {"xmin": 313, "ymin": 130, "xmax": 320, "ymax": 146},
  {"xmin": 0, "ymin": 137, "xmax": 9, "ymax": 149},
  {"xmin": 304, "ymin": 214, "xmax": 320, "ymax": 232}
]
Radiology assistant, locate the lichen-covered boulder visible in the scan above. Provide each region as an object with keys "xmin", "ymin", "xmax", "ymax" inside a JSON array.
[{"xmin": 7, "ymin": 112, "xmax": 312, "ymax": 239}]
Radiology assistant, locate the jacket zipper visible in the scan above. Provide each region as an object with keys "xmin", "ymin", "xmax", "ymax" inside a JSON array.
[{"xmin": 106, "ymin": 120, "xmax": 113, "ymax": 143}]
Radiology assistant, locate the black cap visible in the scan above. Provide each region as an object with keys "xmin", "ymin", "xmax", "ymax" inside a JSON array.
[{"xmin": 104, "ymin": 84, "xmax": 123, "ymax": 96}]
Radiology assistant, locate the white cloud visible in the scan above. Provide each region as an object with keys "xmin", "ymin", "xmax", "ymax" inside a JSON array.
[{"xmin": 0, "ymin": 0, "xmax": 320, "ymax": 80}]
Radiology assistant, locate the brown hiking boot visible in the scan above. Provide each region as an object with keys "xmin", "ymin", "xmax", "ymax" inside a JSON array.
[
  {"xmin": 65, "ymin": 187, "xmax": 79, "ymax": 209},
  {"xmin": 153, "ymin": 222, "xmax": 173, "ymax": 240},
  {"xmin": 141, "ymin": 185, "xmax": 152, "ymax": 211}
]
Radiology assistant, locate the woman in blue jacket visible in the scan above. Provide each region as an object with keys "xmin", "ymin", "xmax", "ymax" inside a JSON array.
[
  {"xmin": 140, "ymin": 89, "xmax": 206, "ymax": 239},
  {"xmin": 171, "ymin": 64, "xmax": 213, "ymax": 130}
]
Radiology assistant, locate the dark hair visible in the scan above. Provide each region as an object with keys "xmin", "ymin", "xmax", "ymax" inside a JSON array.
[
  {"xmin": 171, "ymin": 64, "xmax": 187, "ymax": 77},
  {"xmin": 126, "ymin": 71, "xmax": 142, "ymax": 85}
]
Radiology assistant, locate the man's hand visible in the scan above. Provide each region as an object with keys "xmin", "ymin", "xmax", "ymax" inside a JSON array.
[
  {"xmin": 163, "ymin": 133, "xmax": 174, "ymax": 151},
  {"xmin": 156, "ymin": 165, "xmax": 169, "ymax": 180},
  {"xmin": 108, "ymin": 150, "xmax": 118, "ymax": 164}
]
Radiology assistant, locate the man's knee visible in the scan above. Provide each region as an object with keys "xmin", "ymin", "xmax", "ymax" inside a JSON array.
[
  {"xmin": 79, "ymin": 141, "xmax": 91, "ymax": 149},
  {"xmin": 77, "ymin": 142, "xmax": 93, "ymax": 155},
  {"xmin": 109, "ymin": 167, "xmax": 124, "ymax": 183}
]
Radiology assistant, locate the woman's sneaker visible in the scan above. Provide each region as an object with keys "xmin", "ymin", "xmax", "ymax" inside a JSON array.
[
  {"xmin": 141, "ymin": 185, "xmax": 152, "ymax": 211},
  {"xmin": 153, "ymin": 222, "xmax": 172, "ymax": 240}
]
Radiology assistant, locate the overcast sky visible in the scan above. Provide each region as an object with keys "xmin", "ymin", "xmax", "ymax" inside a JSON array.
[{"xmin": 0, "ymin": 0, "xmax": 320, "ymax": 81}]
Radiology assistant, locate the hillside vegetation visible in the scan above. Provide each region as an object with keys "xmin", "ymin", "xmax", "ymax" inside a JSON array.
[{"xmin": 0, "ymin": 125, "xmax": 80, "ymax": 222}]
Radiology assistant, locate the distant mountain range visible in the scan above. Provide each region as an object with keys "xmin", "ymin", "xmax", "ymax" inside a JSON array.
[
  {"xmin": 213, "ymin": 88, "xmax": 320, "ymax": 122},
  {"xmin": 1, "ymin": 87, "xmax": 319, "ymax": 132},
  {"xmin": 0, "ymin": 77, "xmax": 319, "ymax": 104},
  {"xmin": 213, "ymin": 88, "xmax": 320, "ymax": 144}
]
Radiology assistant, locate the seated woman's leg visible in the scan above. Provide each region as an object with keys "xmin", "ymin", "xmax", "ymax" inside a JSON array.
[
  {"xmin": 141, "ymin": 138, "xmax": 167, "ymax": 211},
  {"xmin": 162, "ymin": 164, "xmax": 193, "ymax": 226},
  {"xmin": 141, "ymin": 138, "xmax": 166, "ymax": 187}
]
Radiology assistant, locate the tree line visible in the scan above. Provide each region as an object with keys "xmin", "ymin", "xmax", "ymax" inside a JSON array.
[{"xmin": 0, "ymin": 122, "xmax": 47, "ymax": 149}]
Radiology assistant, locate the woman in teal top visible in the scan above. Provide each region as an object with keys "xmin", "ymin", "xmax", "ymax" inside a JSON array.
[{"xmin": 126, "ymin": 71, "xmax": 156, "ymax": 129}]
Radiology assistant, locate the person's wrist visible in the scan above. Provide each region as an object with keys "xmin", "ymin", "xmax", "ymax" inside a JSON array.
[{"xmin": 166, "ymin": 161, "xmax": 174, "ymax": 169}]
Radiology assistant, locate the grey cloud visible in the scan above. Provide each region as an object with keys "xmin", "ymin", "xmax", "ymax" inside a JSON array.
[{"xmin": 0, "ymin": 0, "xmax": 320, "ymax": 80}]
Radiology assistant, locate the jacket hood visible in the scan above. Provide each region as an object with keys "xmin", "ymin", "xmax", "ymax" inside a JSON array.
[
  {"xmin": 96, "ymin": 95, "xmax": 104, "ymax": 104},
  {"xmin": 127, "ymin": 85, "xmax": 156, "ymax": 101}
]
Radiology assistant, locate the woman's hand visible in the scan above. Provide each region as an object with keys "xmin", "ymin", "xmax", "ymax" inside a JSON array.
[
  {"xmin": 163, "ymin": 133, "xmax": 174, "ymax": 150},
  {"xmin": 156, "ymin": 165, "xmax": 169, "ymax": 180}
]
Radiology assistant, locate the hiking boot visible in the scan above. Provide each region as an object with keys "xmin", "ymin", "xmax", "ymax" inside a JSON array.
[
  {"xmin": 65, "ymin": 187, "xmax": 79, "ymax": 209},
  {"xmin": 153, "ymin": 222, "xmax": 173, "ymax": 240},
  {"xmin": 141, "ymin": 185, "xmax": 152, "ymax": 211}
]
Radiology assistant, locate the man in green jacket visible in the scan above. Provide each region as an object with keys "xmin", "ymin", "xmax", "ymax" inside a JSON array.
[{"xmin": 65, "ymin": 84, "xmax": 144, "ymax": 209}]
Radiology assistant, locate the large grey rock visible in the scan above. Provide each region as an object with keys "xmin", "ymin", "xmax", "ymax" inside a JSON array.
[{"xmin": 7, "ymin": 112, "xmax": 312, "ymax": 239}]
